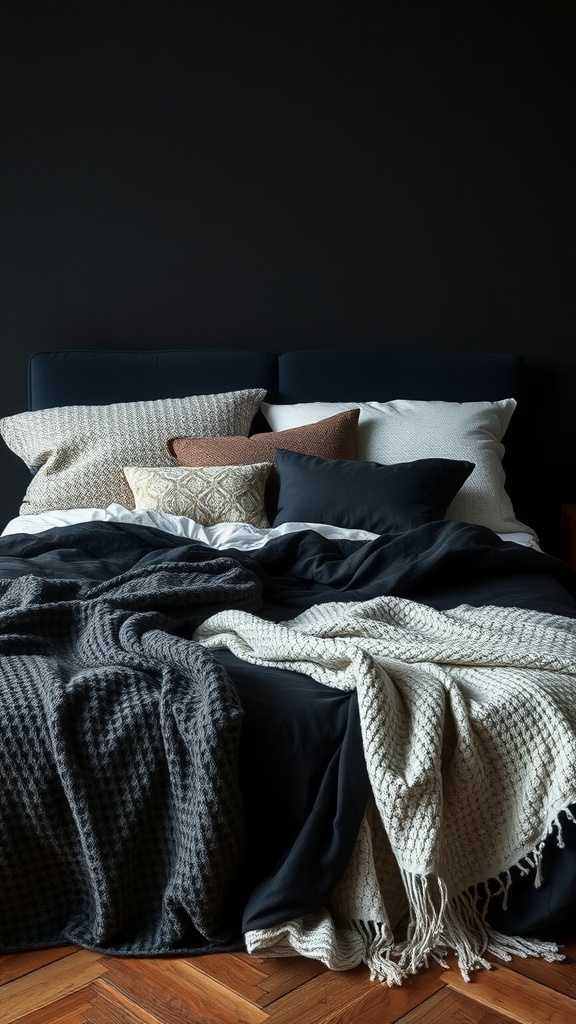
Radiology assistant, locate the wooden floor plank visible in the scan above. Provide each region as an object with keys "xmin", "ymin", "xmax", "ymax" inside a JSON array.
[
  {"xmin": 176, "ymin": 951, "xmax": 273, "ymax": 1004},
  {"xmin": 0, "ymin": 947, "xmax": 80, "ymax": 985},
  {"xmin": 445, "ymin": 960, "xmax": 576, "ymax": 1024},
  {"xmin": 104, "ymin": 957, "xmax": 269, "ymax": 1024},
  {"xmin": 13, "ymin": 986, "xmax": 93, "ymax": 1024},
  {"xmin": 490, "ymin": 940, "xmax": 576, "ymax": 999},
  {"xmin": 0, "ymin": 950, "xmax": 104, "ymax": 1024},
  {"xmin": 261, "ymin": 964, "xmax": 396, "ymax": 1024},
  {"xmin": 89, "ymin": 978, "xmax": 165, "ymax": 1024},
  {"xmin": 392, "ymin": 987, "xmax": 515, "ymax": 1023},
  {"xmin": 306, "ymin": 966, "xmax": 449, "ymax": 1024},
  {"xmin": 237, "ymin": 954, "xmax": 328, "ymax": 1006}
]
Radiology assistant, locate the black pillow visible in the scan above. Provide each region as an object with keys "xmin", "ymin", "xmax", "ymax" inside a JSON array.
[{"xmin": 272, "ymin": 449, "xmax": 475, "ymax": 533}]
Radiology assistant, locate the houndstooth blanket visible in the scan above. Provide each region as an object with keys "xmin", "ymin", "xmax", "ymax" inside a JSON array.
[
  {"xmin": 196, "ymin": 595, "xmax": 576, "ymax": 983},
  {"xmin": 0, "ymin": 556, "xmax": 262, "ymax": 955}
]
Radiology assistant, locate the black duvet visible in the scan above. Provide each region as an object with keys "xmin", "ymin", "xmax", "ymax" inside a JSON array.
[{"xmin": 1, "ymin": 518, "xmax": 575, "ymax": 956}]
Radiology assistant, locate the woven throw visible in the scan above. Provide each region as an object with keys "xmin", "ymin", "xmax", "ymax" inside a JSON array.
[
  {"xmin": 195, "ymin": 595, "xmax": 576, "ymax": 983},
  {"xmin": 0, "ymin": 556, "xmax": 262, "ymax": 955}
]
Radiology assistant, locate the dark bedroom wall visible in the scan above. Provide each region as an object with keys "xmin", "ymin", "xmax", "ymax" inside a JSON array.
[{"xmin": 0, "ymin": 0, "xmax": 574, "ymax": 550}]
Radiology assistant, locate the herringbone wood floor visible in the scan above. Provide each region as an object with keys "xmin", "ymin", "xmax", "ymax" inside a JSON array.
[{"xmin": 1, "ymin": 940, "xmax": 575, "ymax": 1024}]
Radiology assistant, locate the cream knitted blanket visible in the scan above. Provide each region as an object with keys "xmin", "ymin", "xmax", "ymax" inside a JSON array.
[{"xmin": 195, "ymin": 596, "xmax": 576, "ymax": 984}]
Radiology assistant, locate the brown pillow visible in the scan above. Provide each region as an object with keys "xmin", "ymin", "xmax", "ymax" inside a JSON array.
[{"xmin": 168, "ymin": 408, "xmax": 360, "ymax": 518}]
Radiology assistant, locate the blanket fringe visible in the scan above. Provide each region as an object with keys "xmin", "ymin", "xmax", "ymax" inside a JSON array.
[
  {"xmin": 246, "ymin": 814, "xmax": 574, "ymax": 985},
  {"xmin": 245, "ymin": 884, "xmax": 564, "ymax": 988},
  {"xmin": 245, "ymin": 867, "xmax": 566, "ymax": 986},
  {"xmin": 353, "ymin": 921, "xmax": 404, "ymax": 986},
  {"xmin": 391, "ymin": 871, "xmax": 564, "ymax": 984},
  {"xmin": 442, "ymin": 885, "xmax": 563, "ymax": 980}
]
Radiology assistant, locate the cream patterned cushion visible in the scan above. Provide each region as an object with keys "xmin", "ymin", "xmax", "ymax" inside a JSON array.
[
  {"xmin": 262, "ymin": 398, "xmax": 536, "ymax": 538},
  {"xmin": 124, "ymin": 464, "xmax": 271, "ymax": 527},
  {"xmin": 0, "ymin": 389, "xmax": 266, "ymax": 514}
]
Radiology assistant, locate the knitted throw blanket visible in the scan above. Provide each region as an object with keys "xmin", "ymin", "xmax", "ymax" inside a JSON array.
[
  {"xmin": 0, "ymin": 557, "xmax": 262, "ymax": 955},
  {"xmin": 195, "ymin": 595, "xmax": 576, "ymax": 983}
]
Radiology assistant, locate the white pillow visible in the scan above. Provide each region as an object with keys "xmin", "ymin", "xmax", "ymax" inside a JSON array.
[
  {"xmin": 124, "ymin": 463, "xmax": 271, "ymax": 527},
  {"xmin": 0, "ymin": 389, "xmax": 266, "ymax": 515},
  {"xmin": 262, "ymin": 398, "xmax": 536, "ymax": 538}
]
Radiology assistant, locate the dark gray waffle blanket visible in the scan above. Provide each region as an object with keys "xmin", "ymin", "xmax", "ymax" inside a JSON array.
[{"xmin": 0, "ymin": 556, "xmax": 262, "ymax": 955}]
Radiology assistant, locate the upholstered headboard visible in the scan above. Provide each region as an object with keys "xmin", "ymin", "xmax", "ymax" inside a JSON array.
[
  {"xmin": 28, "ymin": 349, "xmax": 522, "ymax": 409},
  {"xmin": 28, "ymin": 350, "xmax": 279, "ymax": 409}
]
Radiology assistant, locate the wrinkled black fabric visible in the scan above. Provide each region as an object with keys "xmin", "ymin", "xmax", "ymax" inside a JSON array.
[
  {"xmin": 214, "ymin": 651, "xmax": 371, "ymax": 933},
  {"xmin": 1, "ymin": 518, "xmax": 575, "ymax": 616}
]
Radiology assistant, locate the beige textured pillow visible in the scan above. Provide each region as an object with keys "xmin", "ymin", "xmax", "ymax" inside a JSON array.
[
  {"xmin": 0, "ymin": 389, "xmax": 266, "ymax": 514},
  {"xmin": 123, "ymin": 464, "xmax": 271, "ymax": 527},
  {"xmin": 168, "ymin": 408, "xmax": 360, "ymax": 517}
]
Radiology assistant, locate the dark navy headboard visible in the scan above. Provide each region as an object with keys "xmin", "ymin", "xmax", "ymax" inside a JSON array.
[
  {"xmin": 276, "ymin": 351, "xmax": 521, "ymax": 403},
  {"xmin": 29, "ymin": 348, "xmax": 522, "ymax": 407},
  {"xmin": 28, "ymin": 349, "xmax": 279, "ymax": 409}
]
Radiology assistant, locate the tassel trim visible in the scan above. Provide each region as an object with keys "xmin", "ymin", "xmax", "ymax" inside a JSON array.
[{"xmin": 246, "ymin": 808, "xmax": 574, "ymax": 985}]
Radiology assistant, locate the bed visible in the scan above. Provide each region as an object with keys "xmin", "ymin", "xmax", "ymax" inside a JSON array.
[{"xmin": 0, "ymin": 348, "xmax": 575, "ymax": 986}]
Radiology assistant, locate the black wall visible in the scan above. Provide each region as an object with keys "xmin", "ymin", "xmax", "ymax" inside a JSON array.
[{"xmin": 1, "ymin": 0, "xmax": 574, "ymax": 551}]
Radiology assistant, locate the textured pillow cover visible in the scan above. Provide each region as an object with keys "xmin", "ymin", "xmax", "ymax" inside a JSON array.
[
  {"xmin": 272, "ymin": 449, "xmax": 475, "ymax": 533},
  {"xmin": 169, "ymin": 408, "xmax": 360, "ymax": 518},
  {"xmin": 262, "ymin": 398, "xmax": 535, "ymax": 538},
  {"xmin": 124, "ymin": 464, "xmax": 271, "ymax": 527},
  {"xmin": 0, "ymin": 389, "xmax": 266, "ymax": 514}
]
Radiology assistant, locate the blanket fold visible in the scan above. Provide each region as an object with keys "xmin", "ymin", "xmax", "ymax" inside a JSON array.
[{"xmin": 196, "ymin": 595, "xmax": 576, "ymax": 981}]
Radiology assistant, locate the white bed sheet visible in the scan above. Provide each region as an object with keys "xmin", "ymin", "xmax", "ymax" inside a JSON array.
[{"xmin": 1, "ymin": 504, "xmax": 541, "ymax": 551}]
